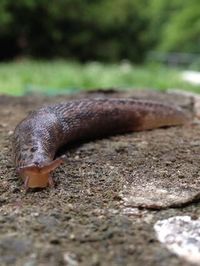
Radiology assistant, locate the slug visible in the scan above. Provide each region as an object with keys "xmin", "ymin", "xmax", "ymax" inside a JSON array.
[{"xmin": 12, "ymin": 98, "xmax": 188, "ymax": 189}]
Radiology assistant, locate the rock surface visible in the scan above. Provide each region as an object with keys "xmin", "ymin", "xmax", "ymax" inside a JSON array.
[{"xmin": 0, "ymin": 89, "xmax": 200, "ymax": 266}]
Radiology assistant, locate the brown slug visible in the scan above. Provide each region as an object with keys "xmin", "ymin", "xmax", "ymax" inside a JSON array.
[{"xmin": 12, "ymin": 98, "xmax": 188, "ymax": 189}]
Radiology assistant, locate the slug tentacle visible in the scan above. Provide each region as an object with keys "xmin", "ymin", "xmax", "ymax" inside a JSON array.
[{"xmin": 12, "ymin": 98, "xmax": 189, "ymax": 189}]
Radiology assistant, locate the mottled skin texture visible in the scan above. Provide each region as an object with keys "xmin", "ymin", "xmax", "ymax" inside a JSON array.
[{"xmin": 12, "ymin": 98, "xmax": 188, "ymax": 189}]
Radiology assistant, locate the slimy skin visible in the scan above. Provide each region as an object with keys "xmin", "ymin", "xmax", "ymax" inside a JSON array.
[{"xmin": 12, "ymin": 98, "xmax": 188, "ymax": 189}]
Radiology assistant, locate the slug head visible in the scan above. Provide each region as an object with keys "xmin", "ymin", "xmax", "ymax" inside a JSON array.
[{"xmin": 18, "ymin": 156, "xmax": 65, "ymax": 189}]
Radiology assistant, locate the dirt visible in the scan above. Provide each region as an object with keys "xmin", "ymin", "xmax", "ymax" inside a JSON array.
[{"xmin": 0, "ymin": 89, "xmax": 200, "ymax": 266}]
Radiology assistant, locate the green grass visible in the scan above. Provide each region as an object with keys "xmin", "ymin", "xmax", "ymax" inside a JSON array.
[{"xmin": 0, "ymin": 60, "xmax": 199, "ymax": 96}]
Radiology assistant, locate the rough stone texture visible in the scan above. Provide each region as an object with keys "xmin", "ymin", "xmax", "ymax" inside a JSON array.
[
  {"xmin": 0, "ymin": 89, "xmax": 199, "ymax": 266},
  {"xmin": 120, "ymin": 126, "xmax": 200, "ymax": 209}
]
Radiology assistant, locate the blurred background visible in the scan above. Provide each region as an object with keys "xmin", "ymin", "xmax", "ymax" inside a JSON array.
[{"xmin": 0, "ymin": 0, "xmax": 200, "ymax": 96}]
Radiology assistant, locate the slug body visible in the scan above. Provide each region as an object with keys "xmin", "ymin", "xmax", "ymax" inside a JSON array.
[{"xmin": 12, "ymin": 98, "xmax": 188, "ymax": 189}]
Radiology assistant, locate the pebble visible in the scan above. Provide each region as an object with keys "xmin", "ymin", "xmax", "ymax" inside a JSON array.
[
  {"xmin": 154, "ymin": 216, "xmax": 200, "ymax": 265},
  {"xmin": 63, "ymin": 252, "xmax": 78, "ymax": 266}
]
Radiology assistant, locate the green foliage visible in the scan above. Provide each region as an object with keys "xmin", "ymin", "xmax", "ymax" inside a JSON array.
[
  {"xmin": 0, "ymin": 60, "xmax": 199, "ymax": 96},
  {"xmin": 160, "ymin": 0, "xmax": 200, "ymax": 52},
  {"xmin": 0, "ymin": 0, "xmax": 199, "ymax": 61},
  {"xmin": 0, "ymin": 0, "xmax": 150, "ymax": 61},
  {"xmin": 148, "ymin": 0, "xmax": 200, "ymax": 53}
]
